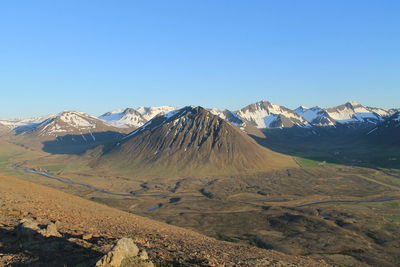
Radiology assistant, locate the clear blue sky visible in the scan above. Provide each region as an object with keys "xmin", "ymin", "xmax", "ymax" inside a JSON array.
[{"xmin": 1, "ymin": 0, "xmax": 399, "ymax": 118}]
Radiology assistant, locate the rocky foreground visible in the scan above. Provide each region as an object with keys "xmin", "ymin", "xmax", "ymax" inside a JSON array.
[{"xmin": 0, "ymin": 175, "xmax": 329, "ymax": 266}]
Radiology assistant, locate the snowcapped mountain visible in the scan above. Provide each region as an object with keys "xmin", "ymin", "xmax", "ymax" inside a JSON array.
[
  {"xmin": 236, "ymin": 101, "xmax": 309, "ymax": 128},
  {"xmin": 388, "ymin": 108, "xmax": 400, "ymax": 115},
  {"xmin": 99, "ymin": 108, "xmax": 147, "ymax": 128},
  {"xmin": 1, "ymin": 102, "xmax": 396, "ymax": 136},
  {"xmin": 325, "ymin": 102, "xmax": 383, "ymax": 124},
  {"xmin": 0, "ymin": 114, "xmax": 55, "ymax": 131},
  {"xmin": 366, "ymin": 107, "xmax": 389, "ymax": 117},
  {"xmin": 136, "ymin": 106, "xmax": 179, "ymax": 121},
  {"xmin": 208, "ymin": 108, "xmax": 244, "ymax": 127},
  {"xmin": 294, "ymin": 106, "xmax": 336, "ymax": 127},
  {"xmin": 99, "ymin": 106, "xmax": 180, "ymax": 129},
  {"xmin": 20, "ymin": 111, "xmax": 121, "ymax": 137}
]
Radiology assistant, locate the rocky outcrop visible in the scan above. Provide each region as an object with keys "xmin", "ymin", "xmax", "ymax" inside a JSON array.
[{"xmin": 16, "ymin": 219, "xmax": 61, "ymax": 239}]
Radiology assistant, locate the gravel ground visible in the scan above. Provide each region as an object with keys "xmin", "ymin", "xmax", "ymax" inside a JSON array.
[{"xmin": 0, "ymin": 174, "xmax": 330, "ymax": 266}]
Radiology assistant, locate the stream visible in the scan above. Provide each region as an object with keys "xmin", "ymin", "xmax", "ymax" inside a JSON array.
[{"xmin": 296, "ymin": 197, "xmax": 400, "ymax": 207}]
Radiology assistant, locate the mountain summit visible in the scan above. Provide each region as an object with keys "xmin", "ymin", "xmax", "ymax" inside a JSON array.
[
  {"xmin": 96, "ymin": 106, "xmax": 295, "ymax": 177},
  {"xmin": 236, "ymin": 100, "xmax": 309, "ymax": 128}
]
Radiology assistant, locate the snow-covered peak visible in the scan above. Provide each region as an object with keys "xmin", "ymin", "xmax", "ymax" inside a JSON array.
[
  {"xmin": 294, "ymin": 106, "xmax": 309, "ymax": 113},
  {"xmin": 18, "ymin": 111, "xmax": 114, "ymax": 137},
  {"xmin": 388, "ymin": 108, "xmax": 400, "ymax": 115},
  {"xmin": 56, "ymin": 111, "xmax": 98, "ymax": 128},
  {"xmin": 295, "ymin": 106, "xmax": 336, "ymax": 127},
  {"xmin": 208, "ymin": 108, "xmax": 244, "ymax": 127},
  {"xmin": 99, "ymin": 108, "xmax": 146, "ymax": 128},
  {"xmin": 348, "ymin": 101, "xmax": 361, "ymax": 106},
  {"xmin": 0, "ymin": 114, "xmax": 55, "ymax": 130},
  {"xmin": 367, "ymin": 107, "xmax": 389, "ymax": 117},
  {"xmin": 99, "ymin": 106, "xmax": 180, "ymax": 129},
  {"xmin": 325, "ymin": 102, "xmax": 383, "ymax": 124},
  {"xmin": 237, "ymin": 100, "xmax": 308, "ymax": 128},
  {"xmin": 136, "ymin": 106, "xmax": 180, "ymax": 121}
]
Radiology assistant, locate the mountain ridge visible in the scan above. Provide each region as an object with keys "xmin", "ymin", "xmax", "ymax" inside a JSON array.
[{"xmin": 1, "ymin": 101, "xmax": 397, "ymax": 134}]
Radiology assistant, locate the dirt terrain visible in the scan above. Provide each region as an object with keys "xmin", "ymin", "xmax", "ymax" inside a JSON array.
[{"xmin": 0, "ymin": 174, "xmax": 328, "ymax": 266}]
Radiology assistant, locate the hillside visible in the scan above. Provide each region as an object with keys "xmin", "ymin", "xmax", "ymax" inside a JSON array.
[
  {"xmin": 95, "ymin": 106, "xmax": 296, "ymax": 177},
  {"xmin": 0, "ymin": 174, "xmax": 328, "ymax": 266}
]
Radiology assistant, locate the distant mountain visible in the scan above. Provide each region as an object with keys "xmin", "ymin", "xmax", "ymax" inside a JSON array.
[
  {"xmin": 136, "ymin": 106, "xmax": 179, "ymax": 121},
  {"xmin": 18, "ymin": 111, "xmax": 122, "ymax": 138},
  {"xmin": 99, "ymin": 108, "xmax": 147, "ymax": 129},
  {"xmin": 325, "ymin": 102, "xmax": 384, "ymax": 124},
  {"xmin": 365, "ymin": 112, "xmax": 400, "ymax": 143},
  {"xmin": 1, "ymin": 101, "xmax": 397, "ymax": 134},
  {"xmin": 208, "ymin": 108, "xmax": 244, "ymax": 127},
  {"xmin": 294, "ymin": 106, "xmax": 336, "ymax": 127},
  {"xmin": 95, "ymin": 106, "xmax": 295, "ymax": 177},
  {"xmin": 99, "ymin": 106, "xmax": 179, "ymax": 129},
  {"xmin": 0, "ymin": 114, "xmax": 55, "ymax": 132},
  {"xmin": 388, "ymin": 108, "xmax": 400, "ymax": 115},
  {"xmin": 236, "ymin": 100, "xmax": 309, "ymax": 128}
]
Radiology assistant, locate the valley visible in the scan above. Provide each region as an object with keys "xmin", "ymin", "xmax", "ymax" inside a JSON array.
[
  {"xmin": 1, "ymin": 102, "xmax": 399, "ymax": 266},
  {"xmin": 1, "ymin": 137, "xmax": 400, "ymax": 266}
]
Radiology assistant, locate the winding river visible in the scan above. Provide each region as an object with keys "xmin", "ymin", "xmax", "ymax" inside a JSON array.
[{"xmin": 24, "ymin": 169, "xmax": 165, "ymax": 198}]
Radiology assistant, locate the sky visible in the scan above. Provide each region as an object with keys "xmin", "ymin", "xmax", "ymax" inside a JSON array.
[{"xmin": 1, "ymin": 0, "xmax": 399, "ymax": 118}]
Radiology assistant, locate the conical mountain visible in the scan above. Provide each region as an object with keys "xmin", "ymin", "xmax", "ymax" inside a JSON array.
[{"xmin": 96, "ymin": 106, "xmax": 296, "ymax": 177}]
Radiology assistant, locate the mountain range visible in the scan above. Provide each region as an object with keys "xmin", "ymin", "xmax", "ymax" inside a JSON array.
[
  {"xmin": 1, "ymin": 100, "xmax": 397, "ymax": 171},
  {"xmin": 1, "ymin": 101, "xmax": 398, "ymax": 136}
]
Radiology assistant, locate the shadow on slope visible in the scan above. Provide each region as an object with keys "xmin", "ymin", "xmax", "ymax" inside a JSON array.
[
  {"xmin": 42, "ymin": 131, "xmax": 123, "ymax": 155},
  {"xmin": 0, "ymin": 227, "xmax": 103, "ymax": 266},
  {"xmin": 249, "ymin": 126, "xmax": 400, "ymax": 169}
]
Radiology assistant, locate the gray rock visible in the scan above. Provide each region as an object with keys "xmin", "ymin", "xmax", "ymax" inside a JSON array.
[
  {"xmin": 39, "ymin": 223, "xmax": 62, "ymax": 238},
  {"xmin": 96, "ymin": 238, "xmax": 139, "ymax": 267},
  {"xmin": 16, "ymin": 219, "xmax": 61, "ymax": 239}
]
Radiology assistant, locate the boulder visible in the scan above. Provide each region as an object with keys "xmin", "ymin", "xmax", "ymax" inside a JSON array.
[
  {"xmin": 96, "ymin": 238, "xmax": 139, "ymax": 267},
  {"xmin": 16, "ymin": 219, "xmax": 61, "ymax": 239},
  {"xmin": 39, "ymin": 223, "xmax": 62, "ymax": 238}
]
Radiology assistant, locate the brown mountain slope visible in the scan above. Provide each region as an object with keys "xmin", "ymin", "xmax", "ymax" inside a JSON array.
[
  {"xmin": 0, "ymin": 174, "xmax": 329, "ymax": 266},
  {"xmin": 0, "ymin": 122, "xmax": 10, "ymax": 136},
  {"xmin": 96, "ymin": 106, "xmax": 296, "ymax": 177}
]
